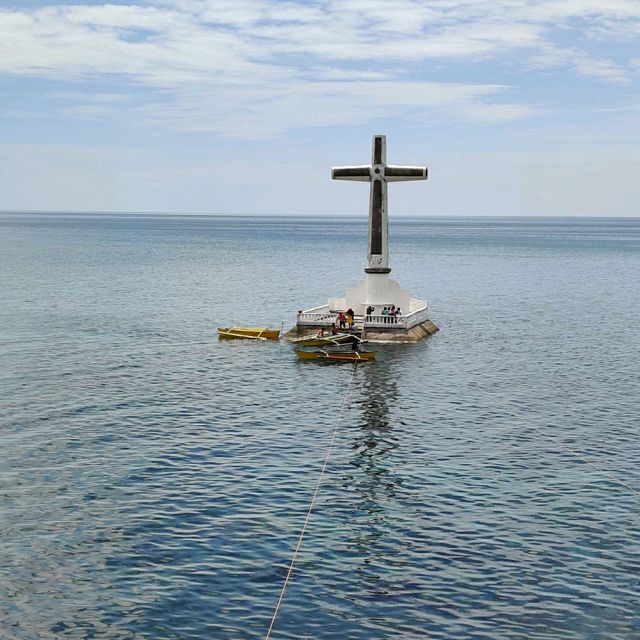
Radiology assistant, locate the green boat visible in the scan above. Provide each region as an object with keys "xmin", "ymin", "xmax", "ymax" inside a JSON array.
[{"xmin": 292, "ymin": 332, "xmax": 359, "ymax": 347}]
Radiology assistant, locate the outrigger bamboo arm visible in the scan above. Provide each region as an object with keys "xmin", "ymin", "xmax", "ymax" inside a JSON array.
[{"xmin": 222, "ymin": 331, "xmax": 267, "ymax": 340}]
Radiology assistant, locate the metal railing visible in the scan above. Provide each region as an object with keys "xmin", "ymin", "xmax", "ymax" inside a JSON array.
[
  {"xmin": 296, "ymin": 310, "xmax": 335, "ymax": 326},
  {"xmin": 364, "ymin": 304, "xmax": 429, "ymax": 329},
  {"xmin": 297, "ymin": 303, "xmax": 430, "ymax": 329},
  {"xmin": 364, "ymin": 314, "xmax": 406, "ymax": 328}
]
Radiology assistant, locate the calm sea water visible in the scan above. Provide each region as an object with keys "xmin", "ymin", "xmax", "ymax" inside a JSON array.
[{"xmin": 1, "ymin": 213, "xmax": 639, "ymax": 640}]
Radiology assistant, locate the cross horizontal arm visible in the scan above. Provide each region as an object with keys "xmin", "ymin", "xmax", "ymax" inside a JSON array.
[
  {"xmin": 332, "ymin": 165, "xmax": 371, "ymax": 181},
  {"xmin": 384, "ymin": 165, "xmax": 428, "ymax": 182}
]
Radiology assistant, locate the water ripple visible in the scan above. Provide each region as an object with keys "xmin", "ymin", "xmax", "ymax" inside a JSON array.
[{"xmin": 1, "ymin": 215, "xmax": 639, "ymax": 638}]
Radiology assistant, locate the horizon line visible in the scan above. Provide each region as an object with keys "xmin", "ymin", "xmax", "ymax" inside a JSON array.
[{"xmin": 1, "ymin": 210, "xmax": 638, "ymax": 219}]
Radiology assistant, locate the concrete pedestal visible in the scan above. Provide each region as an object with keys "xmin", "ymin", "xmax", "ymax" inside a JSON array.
[{"xmin": 343, "ymin": 273, "xmax": 410, "ymax": 315}]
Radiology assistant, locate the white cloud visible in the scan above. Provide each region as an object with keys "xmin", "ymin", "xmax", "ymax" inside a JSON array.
[
  {"xmin": 571, "ymin": 54, "xmax": 629, "ymax": 83},
  {"xmin": 69, "ymin": 80, "xmax": 533, "ymax": 138},
  {"xmin": 0, "ymin": 0, "xmax": 638, "ymax": 138},
  {"xmin": 529, "ymin": 44, "xmax": 630, "ymax": 83},
  {"xmin": 3, "ymin": 1, "xmax": 638, "ymax": 78},
  {"xmin": 458, "ymin": 102, "xmax": 540, "ymax": 123}
]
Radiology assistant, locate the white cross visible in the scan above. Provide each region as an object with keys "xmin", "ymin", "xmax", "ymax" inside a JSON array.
[{"xmin": 332, "ymin": 135, "xmax": 427, "ymax": 274}]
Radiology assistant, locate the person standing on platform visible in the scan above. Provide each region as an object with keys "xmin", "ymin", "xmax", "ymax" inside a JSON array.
[{"xmin": 346, "ymin": 308, "xmax": 354, "ymax": 329}]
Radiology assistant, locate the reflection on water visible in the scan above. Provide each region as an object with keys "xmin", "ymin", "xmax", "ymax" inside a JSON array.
[
  {"xmin": 341, "ymin": 357, "xmax": 403, "ymax": 597},
  {"xmin": 357, "ymin": 357, "xmax": 398, "ymax": 433}
]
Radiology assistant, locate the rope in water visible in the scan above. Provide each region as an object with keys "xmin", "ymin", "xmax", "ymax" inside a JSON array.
[{"xmin": 264, "ymin": 362, "xmax": 359, "ymax": 640}]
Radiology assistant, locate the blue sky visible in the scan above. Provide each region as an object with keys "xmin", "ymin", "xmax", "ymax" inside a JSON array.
[{"xmin": 1, "ymin": 0, "xmax": 639, "ymax": 215}]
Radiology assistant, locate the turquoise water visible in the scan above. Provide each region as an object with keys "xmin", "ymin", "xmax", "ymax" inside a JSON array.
[{"xmin": 1, "ymin": 213, "xmax": 639, "ymax": 639}]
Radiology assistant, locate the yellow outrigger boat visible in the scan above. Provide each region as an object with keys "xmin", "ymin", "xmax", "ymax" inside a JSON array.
[
  {"xmin": 295, "ymin": 349, "xmax": 376, "ymax": 362},
  {"xmin": 218, "ymin": 327, "xmax": 280, "ymax": 341}
]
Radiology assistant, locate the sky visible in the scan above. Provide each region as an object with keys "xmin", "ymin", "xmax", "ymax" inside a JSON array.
[{"xmin": 1, "ymin": 0, "xmax": 639, "ymax": 216}]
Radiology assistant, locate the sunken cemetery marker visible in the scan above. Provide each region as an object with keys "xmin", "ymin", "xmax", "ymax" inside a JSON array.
[{"xmin": 291, "ymin": 135, "xmax": 439, "ymax": 343}]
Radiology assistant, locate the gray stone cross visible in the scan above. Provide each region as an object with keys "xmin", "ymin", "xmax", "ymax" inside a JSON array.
[{"xmin": 332, "ymin": 135, "xmax": 427, "ymax": 274}]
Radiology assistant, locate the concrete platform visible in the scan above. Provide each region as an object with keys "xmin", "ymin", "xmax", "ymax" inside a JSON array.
[
  {"xmin": 362, "ymin": 319, "xmax": 439, "ymax": 343},
  {"xmin": 284, "ymin": 319, "xmax": 439, "ymax": 344}
]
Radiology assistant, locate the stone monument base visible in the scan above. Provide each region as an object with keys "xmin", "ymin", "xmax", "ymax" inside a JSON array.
[
  {"xmin": 284, "ymin": 319, "xmax": 439, "ymax": 344},
  {"xmin": 362, "ymin": 319, "xmax": 439, "ymax": 343}
]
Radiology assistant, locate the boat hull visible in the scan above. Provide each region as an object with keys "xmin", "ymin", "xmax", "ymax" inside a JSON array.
[
  {"xmin": 218, "ymin": 327, "xmax": 280, "ymax": 340},
  {"xmin": 294, "ymin": 349, "xmax": 376, "ymax": 362},
  {"xmin": 292, "ymin": 333, "xmax": 355, "ymax": 347}
]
